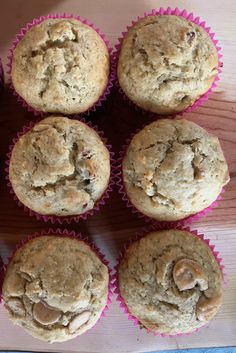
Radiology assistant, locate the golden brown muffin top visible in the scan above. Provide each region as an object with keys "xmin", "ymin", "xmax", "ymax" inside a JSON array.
[
  {"xmin": 12, "ymin": 19, "xmax": 110, "ymax": 114},
  {"xmin": 118, "ymin": 229, "xmax": 223, "ymax": 334},
  {"xmin": 122, "ymin": 119, "xmax": 229, "ymax": 221},
  {"xmin": 3, "ymin": 235, "xmax": 109, "ymax": 342},
  {"xmin": 118, "ymin": 15, "xmax": 218, "ymax": 114},
  {"xmin": 10, "ymin": 116, "xmax": 110, "ymax": 216}
]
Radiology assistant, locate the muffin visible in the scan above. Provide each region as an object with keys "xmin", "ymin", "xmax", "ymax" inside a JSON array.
[
  {"xmin": 118, "ymin": 229, "xmax": 223, "ymax": 334},
  {"xmin": 122, "ymin": 119, "xmax": 229, "ymax": 221},
  {"xmin": 11, "ymin": 18, "xmax": 110, "ymax": 114},
  {"xmin": 117, "ymin": 15, "xmax": 218, "ymax": 115},
  {"xmin": 2, "ymin": 235, "xmax": 109, "ymax": 342},
  {"xmin": 9, "ymin": 116, "xmax": 111, "ymax": 217}
]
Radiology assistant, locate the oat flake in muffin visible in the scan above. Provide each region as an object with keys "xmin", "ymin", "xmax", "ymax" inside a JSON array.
[
  {"xmin": 2, "ymin": 235, "xmax": 109, "ymax": 342},
  {"xmin": 11, "ymin": 18, "xmax": 110, "ymax": 114},
  {"xmin": 118, "ymin": 15, "xmax": 219, "ymax": 115},
  {"xmin": 122, "ymin": 119, "xmax": 229, "ymax": 221},
  {"xmin": 118, "ymin": 229, "xmax": 223, "ymax": 334},
  {"xmin": 9, "ymin": 116, "xmax": 110, "ymax": 217}
]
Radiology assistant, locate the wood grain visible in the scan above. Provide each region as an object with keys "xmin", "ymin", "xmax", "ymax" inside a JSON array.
[{"xmin": 0, "ymin": 0, "xmax": 236, "ymax": 352}]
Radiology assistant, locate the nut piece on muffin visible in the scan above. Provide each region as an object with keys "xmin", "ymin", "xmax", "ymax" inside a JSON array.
[
  {"xmin": 9, "ymin": 116, "xmax": 111, "ymax": 217},
  {"xmin": 122, "ymin": 119, "xmax": 229, "ymax": 221},
  {"xmin": 118, "ymin": 15, "xmax": 219, "ymax": 115},
  {"xmin": 118, "ymin": 229, "xmax": 223, "ymax": 334},
  {"xmin": 11, "ymin": 18, "xmax": 110, "ymax": 114},
  {"xmin": 2, "ymin": 235, "xmax": 109, "ymax": 342}
]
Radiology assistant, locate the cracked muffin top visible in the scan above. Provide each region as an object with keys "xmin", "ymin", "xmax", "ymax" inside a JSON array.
[
  {"xmin": 117, "ymin": 15, "xmax": 218, "ymax": 115},
  {"xmin": 2, "ymin": 235, "xmax": 109, "ymax": 342},
  {"xmin": 11, "ymin": 18, "xmax": 110, "ymax": 114},
  {"xmin": 9, "ymin": 116, "xmax": 110, "ymax": 216},
  {"xmin": 122, "ymin": 119, "xmax": 229, "ymax": 221},
  {"xmin": 118, "ymin": 229, "xmax": 223, "ymax": 334}
]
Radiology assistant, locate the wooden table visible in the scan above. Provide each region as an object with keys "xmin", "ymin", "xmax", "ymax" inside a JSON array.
[{"xmin": 0, "ymin": 0, "xmax": 236, "ymax": 352}]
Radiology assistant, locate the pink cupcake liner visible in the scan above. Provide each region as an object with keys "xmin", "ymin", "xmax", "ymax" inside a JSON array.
[
  {"xmin": 112, "ymin": 223, "xmax": 226, "ymax": 337},
  {"xmin": 0, "ymin": 228, "xmax": 113, "ymax": 323},
  {"xmin": 113, "ymin": 7, "xmax": 223, "ymax": 118},
  {"xmin": 117, "ymin": 129, "xmax": 225, "ymax": 226},
  {"xmin": 7, "ymin": 14, "xmax": 115, "ymax": 117},
  {"xmin": 5, "ymin": 118, "xmax": 115, "ymax": 224}
]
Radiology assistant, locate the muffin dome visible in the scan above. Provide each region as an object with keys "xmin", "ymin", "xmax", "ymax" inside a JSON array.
[
  {"xmin": 2, "ymin": 235, "xmax": 109, "ymax": 342},
  {"xmin": 118, "ymin": 15, "xmax": 218, "ymax": 115},
  {"xmin": 118, "ymin": 229, "xmax": 223, "ymax": 334},
  {"xmin": 122, "ymin": 119, "xmax": 229, "ymax": 221},
  {"xmin": 9, "ymin": 116, "xmax": 110, "ymax": 217},
  {"xmin": 11, "ymin": 18, "xmax": 110, "ymax": 114}
]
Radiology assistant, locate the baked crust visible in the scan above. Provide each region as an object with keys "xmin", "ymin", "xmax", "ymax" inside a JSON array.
[
  {"xmin": 12, "ymin": 19, "xmax": 110, "ymax": 114},
  {"xmin": 118, "ymin": 229, "xmax": 223, "ymax": 334},
  {"xmin": 9, "ymin": 116, "xmax": 110, "ymax": 216},
  {"xmin": 122, "ymin": 119, "xmax": 229, "ymax": 221},
  {"xmin": 118, "ymin": 15, "xmax": 218, "ymax": 114}
]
